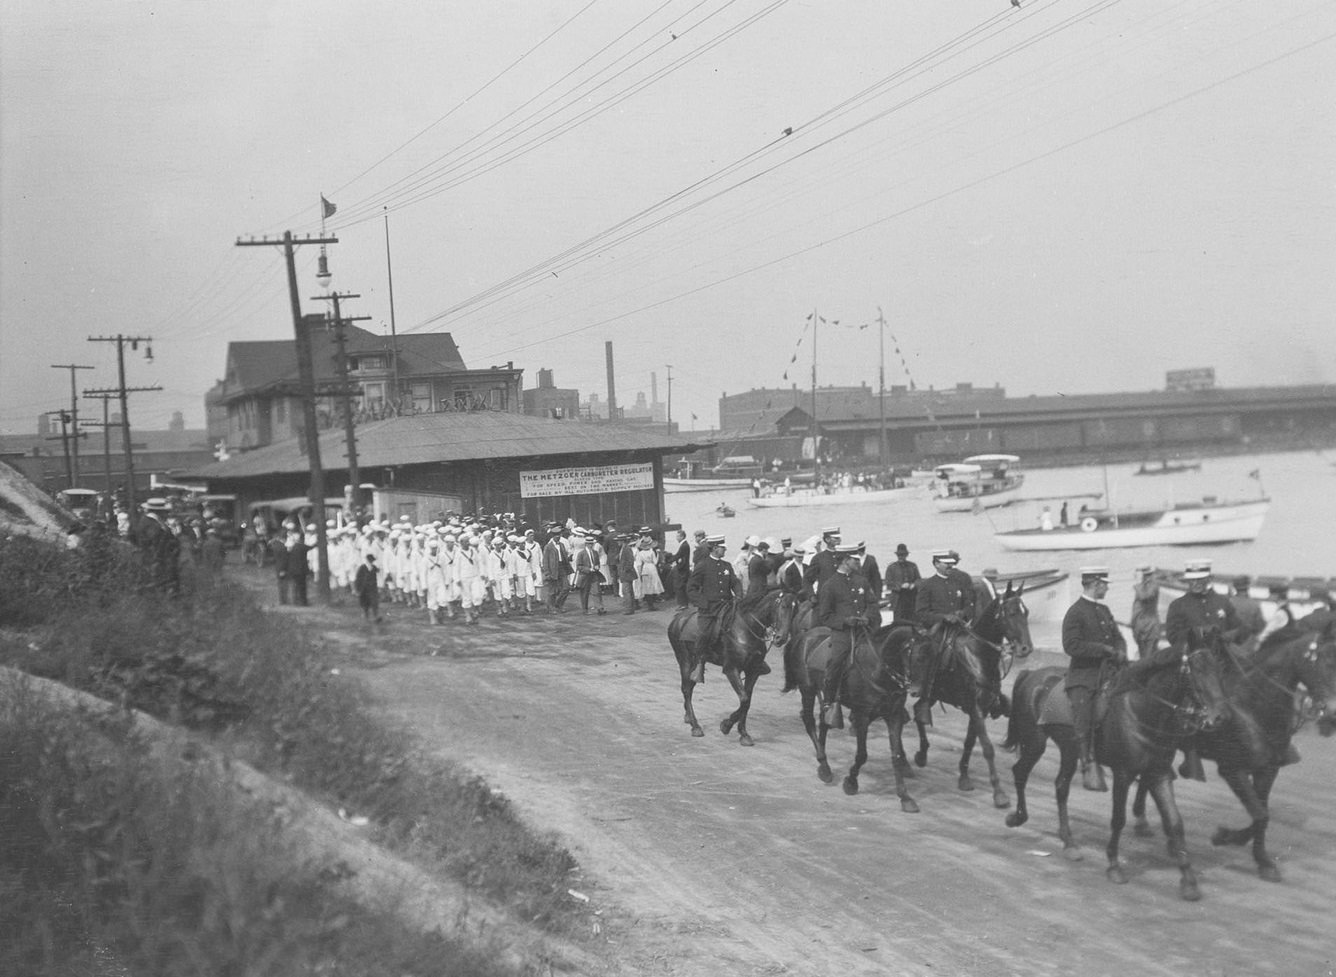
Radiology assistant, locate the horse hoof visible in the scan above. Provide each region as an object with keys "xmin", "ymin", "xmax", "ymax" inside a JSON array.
[
  {"xmin": 1180, "ymin": 879, "xmax": 1201, "ymax": 902},
  {"xmin": 719, "ymin": 720, "xmax": 733, "ymax": 735},
  {"xmin": 1107, "ymin": 865, "xmax": 1128, "ymax": 885},
  {"xmin": 1259, "ymin": 863, "xmax": 1282, "ymax": 883},
  {"xmin": 1063, "ymin": 845, "xmax": 1084, "ymax": 862},
  {"xmin": 818, "ymin": 765, "xmax": 834, "ymax": 784},
  {"xmin": 738, "ymin": 733, "xmax": 754, "ymax": 747},
  {"xmin": 914, "ymin": 751, "xmax": 928, "ymax": 768},
  {"xmin": 992, "ymin": 790, "xmax": 1011, "ymax": 810},
  {"xmin": 958, "ymin": 776, "xmax": 975, "ymax": 792},
  {"xmin": 900, "ymin": 797, "xmax": 920, "ymax": 814},
  {"xmin": 1004, "ymin": 812, "xmax": 1025, "ymax": 828},
  {"xmin": 842, "ymin": 777, "xmax": 859, "ymax": 796},
  {"xmin": 691, "ymin": 727, "xmax": 705, "ymax": 738}
]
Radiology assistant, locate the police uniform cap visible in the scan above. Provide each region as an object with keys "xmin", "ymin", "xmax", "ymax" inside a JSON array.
[
  {"xmin": 705, "ymin": 534, "xmax": 726, "ymax": 546},
  {"xmin": 1080, "ymin": 566, "xmax": 1110, "ymax": 582},
  {"xmin": 821, "ymin": 526, "xmax": 841, "ymax": 537},
  {"xmin": 1183, "ymin": 559, "xmax": 1213, "ymax": 580},
  {"xmin": 780, "ymin": 537, "xmax": 792, "ymax": 547},
  {"xmin": 930, "ymin": 549, "xmax": 955, "ymax": 564},
  {"xmin": 834, "ymin": 543, "xmax": 861, "ymax": 555}
]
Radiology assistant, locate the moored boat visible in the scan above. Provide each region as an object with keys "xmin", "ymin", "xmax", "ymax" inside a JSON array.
[
  {"xmin": 932, "ymin": 454, "xmax": 1026, "ymax": 512},
  {"xmin": 1133, "ymin": 458, "xmax": 1202, "ymax": 476},
  {"xmin": 993, "ymin": 497, "xmax": 1270, "ymax": 551},
  {"xmin": 747, "ymin": 483, "xmax": 923, "ymax": 508}
]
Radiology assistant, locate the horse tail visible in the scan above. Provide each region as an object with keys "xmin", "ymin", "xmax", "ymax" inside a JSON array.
[{"xmin": 1001, "ymin": 669, "xmax": 1033, "ymax": 752}]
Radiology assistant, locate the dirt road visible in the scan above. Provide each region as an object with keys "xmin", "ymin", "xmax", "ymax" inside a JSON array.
[{"xmin": 275, "ymin": 582, "xmax": 1334, "ymax": 977}]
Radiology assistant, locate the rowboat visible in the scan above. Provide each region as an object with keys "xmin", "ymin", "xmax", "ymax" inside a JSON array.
[
  {"xmin": 746, "ymin": 483, "xmax": 923, "ymax": 508},
  {"xmin": 993, "ymin": 497, "xmax": 1270, "ymax": 551},
  {"xmin": 932, "ymin": 454, "xmax": 1026, "ymax": 512}
]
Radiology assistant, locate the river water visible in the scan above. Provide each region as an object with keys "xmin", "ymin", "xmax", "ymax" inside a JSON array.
[{"xmin": 662, "ymin": 449, "xmax": 1335, "ymax": 650}]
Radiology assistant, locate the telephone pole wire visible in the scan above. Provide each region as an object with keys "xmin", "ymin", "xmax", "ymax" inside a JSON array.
[{"xmin": 237, "ymin": 230, "xmax": 338, "ymax": 601}]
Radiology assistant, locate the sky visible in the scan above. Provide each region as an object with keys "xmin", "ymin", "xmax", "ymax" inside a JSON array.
[{"xmin": 3, "ymin": 0, "xmax": 1335, "ymax": 437}]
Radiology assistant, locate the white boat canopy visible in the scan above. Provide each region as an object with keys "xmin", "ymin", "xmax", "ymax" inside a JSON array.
[
  {"xmin": 963, "ymin": 454, "xmax": 1021, "ymax": 466},
  {"xmin": 935, "ymin": 463, "xmax": 983, "ymax": 477}
]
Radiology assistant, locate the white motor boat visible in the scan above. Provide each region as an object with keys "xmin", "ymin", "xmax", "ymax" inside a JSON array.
[{"xmin": 994, "ymin": 497, "xmax": 1270, "ymax": 551}]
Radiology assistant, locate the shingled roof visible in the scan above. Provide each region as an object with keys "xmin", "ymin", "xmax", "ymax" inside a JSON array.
[{"xmin": 189, "ymin": 412, "xmax": 711, "ymax": 479}]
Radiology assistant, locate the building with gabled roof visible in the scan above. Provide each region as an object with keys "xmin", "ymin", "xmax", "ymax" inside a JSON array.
[
  {"xmin": 211, "ymin": 325, "xmax": 523, "ymax": 451},
  {"xmin": 188, "ymin": 412, "xmax": 711, "ymax": 530}
]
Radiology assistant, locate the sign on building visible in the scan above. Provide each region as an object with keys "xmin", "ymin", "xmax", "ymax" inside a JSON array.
[
  {"xmin": 520, "ymin": 462, "xmax": 655, "ymax": 498},
  {"xmin": 1165, "ymin": 367, "xmax": 1215, "ymax": 392}
]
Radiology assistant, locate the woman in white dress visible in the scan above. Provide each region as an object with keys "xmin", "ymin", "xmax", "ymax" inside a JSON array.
[{"xmin": 634, "ymin": 535, "xmax": 664, "ymax": 609}]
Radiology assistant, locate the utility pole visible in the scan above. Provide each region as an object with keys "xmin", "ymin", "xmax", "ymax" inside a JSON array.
[
  {"xmin": 82, "ymin": 393, "xmax": 117, "ymax": 508},
  {"xmin": 86, "ymin": 336, "xmax": 159, "ymax": 518},
  {"xmin": 665, "ymin": 364, "xmax": 673, "ymax": 435},
  {"xmin": 312, "ymin": 290, "xmax": 371, "ymax": 514},
  {"xmin": 44, "ymin": 410, "xmax": 75, "ymax": 489},
  {"xmin": 51, "ymin": 363, "xmax": 94, "ymax": 486},
  {"xmin": 237, "ymin": 230, "xmax": 338, "ymax": 601},
  {"xmin": 810, "ymin": 309, "xmax": 819, "ymax": 476}
]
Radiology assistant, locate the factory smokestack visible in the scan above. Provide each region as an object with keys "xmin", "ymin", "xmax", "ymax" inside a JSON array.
[{"xmin": 605, "ymin": 341, "xmax": 617, "ymax": 421}]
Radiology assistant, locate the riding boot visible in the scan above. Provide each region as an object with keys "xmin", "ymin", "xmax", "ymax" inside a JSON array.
[
  {"xmin": 1177, "ymin": 748, "xmax": 1207, "ymax": 782},
  {"xmin": 1081, "ymin": 744, "xmax": 1108, "ymax": 792}
]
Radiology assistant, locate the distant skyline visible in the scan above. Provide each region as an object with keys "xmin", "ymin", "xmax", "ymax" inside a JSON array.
[{"xmin": 4, "ymin": 1, "xmax": 1334, "ymax": 436}]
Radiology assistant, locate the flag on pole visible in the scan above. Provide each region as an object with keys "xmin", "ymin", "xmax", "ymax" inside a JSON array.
[{"xmin": 321, "ymin": 195, "xmax": 337, "ymax": 219}]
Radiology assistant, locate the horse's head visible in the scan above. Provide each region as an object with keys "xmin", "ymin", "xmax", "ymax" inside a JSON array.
[
  {"xmin": 766, "ymin": 591, "xmax": 800, "ymax": 648},
  {"xmin": 993, "ymin": 582, "xmax": 1032, "ymax": 660},
  {"xmin": 1291, "ymin": 633, "xmax": 1336, "ymax": 737},
  {"xmin": 1177, "ymin": 631, "xmax": 1234, "ymax": 733}
]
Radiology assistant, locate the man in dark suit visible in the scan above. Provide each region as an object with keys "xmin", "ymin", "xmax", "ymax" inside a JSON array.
[
  {"xmin": 287, "ymin": 531, "xmax": 310, "ymax": 606},
  {"xmin": 853, "ymin": 542, "xmax": 883, "ymax": 628},
  {"xmin": 884, "ymin": 543, "xmax": 920, "ymax": 624},
  {"xmin": 690, "ymin": 529, "xmax": 710, "ymax": 567},
  {"xmin": 1062, "ymin": 566, "xmax": 1126, "ymax": 791},
  {"xmin": 542, "ymin": 525, "xmax": 572, "ymax": 611},
  {"xmin": 269, "ymin": 532, "xmax": 291, "ymax": 605},
  {"xmin": 802, "ymin": 526, "xmax": 842, "ymax": 595},
  {"xmin": 672, "ymin": 530, "xmax": 693, "ymax": 608},
  {"xmin": 617, "ymin": 534, "xmax": 638, "ymax": 613}
]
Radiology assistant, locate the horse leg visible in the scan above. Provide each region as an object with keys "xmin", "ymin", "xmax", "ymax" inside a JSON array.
[
  {"xmin": 680, "ymin": 672, "xmax": 704, "ymax": 738},
  {"xmin": 718, "ymin": 667, "xmax": 754, "ymax": 745},
  {"xmin": 1105, "ymin": 769, "xmax": 1132, "ymax": 885},
  {"xmin": 843, "ymin": 711, "xmax": 870, "ymax": 796},
  {"xmin": 1146, "ymin": 772, "xmax": 1200, "ymax": 901},
  {"xmin": 1214, "ymin": 766, "xmax": 1278, "ymax": 881},
  {"xmin": 730, "ymin": 669, "xmax": 762, "ymax": 748},
  {"xmin": 913, "ymin": 714, "xmax": 930, "ymax": 767},
  {"xmin": 958, "ymin": 719, "xmax": 978, "ymax": 792},
  {"xmin": 1052, "ymin": 728, "xmax": 1083, "ymax": 860},
  {"xmin": 1004, "ymin": 727, "xmax": 1041, "ymax": 830},
  {"xmin": 800, "ymin": 688, "xmax": 833, "ymax": 784},
  {"xmin": 886, "ymin": 703, "xmax": 919, "ymax": 812},
  {"xmin": 1131, "ymin": 779, "xmax": 1154, "ymax": 837},
  {"xmin": 969, "ymin": 710, "xmax": 1010, "ymax": 809}
]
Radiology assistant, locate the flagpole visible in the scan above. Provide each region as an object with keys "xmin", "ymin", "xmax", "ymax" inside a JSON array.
[{"xmin": 384, "ymin": 209, "xmax": 401, "ymax": 408}]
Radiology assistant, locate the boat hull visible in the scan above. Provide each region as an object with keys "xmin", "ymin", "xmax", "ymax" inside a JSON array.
[
  {"xmin": 664, "ymin": 477, "xmax": 753, "ymax": 492},
  {"xmin": 747, "ymin": 485, "xmax": 923, "ymax": 508},
  {"xmin": 994, "ymin": 500, "xmax": 1269, "ymax": 551},
  {"xmin": 932, "ymin": 478, "xmax": 1026, "ymax": 512}
]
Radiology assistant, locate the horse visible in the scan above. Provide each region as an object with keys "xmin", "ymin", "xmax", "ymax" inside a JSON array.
[
  {"xmin": 1002, "ymin": 633, "xmax": 1233, "ymax": 900},
  {"xmin": 895, "ymin": 585, "xmax": 1029, "ymax": 808},
  {"xmin": 1128, "ymin": 627, "xmax": 1336, "ymax": 882},
  {"xmin": 783, "ymin": 621, "xmax": 919, "ymax": 811},
  {"xmin": 667, "ymin": 589, "xmax": 795, "ymax": 747}
]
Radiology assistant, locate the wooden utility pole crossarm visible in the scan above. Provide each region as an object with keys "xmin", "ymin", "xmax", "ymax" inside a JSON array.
[{"xmin": 236, "ymin": 230, "xmax": 338, "ymax": 601}]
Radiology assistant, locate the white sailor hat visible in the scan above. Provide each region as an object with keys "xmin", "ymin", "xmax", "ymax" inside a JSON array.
[
  {"xmin": 1183, "ymin": 559, "xmax": 1213, "ymax": 580},
  {"xmin": 441, "ymin": 532, "xmax": 456, "ymax": 542},
  {"xmin": 1080, "ymin": 566, "xmax": 1110, "ymax": 582}
]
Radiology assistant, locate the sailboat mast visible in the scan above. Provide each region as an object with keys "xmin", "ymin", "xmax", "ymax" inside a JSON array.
[
  {"xmin": 811, "ymin": 308, "xmax": 819, "ymax": 477},
  {"xmin": 877, "ymin": 306, "xmax": 886, "ymax": 470}
]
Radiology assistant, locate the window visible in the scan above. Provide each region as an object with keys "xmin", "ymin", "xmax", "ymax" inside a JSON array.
[
  {"xmin": 363, "ymin": 382, "xmax": 385, "ymax": 408},
  {"xmin": 359, "ymin": 355, "xmax": 387, "ymax": 371},
  {"xmin": 275, "ymin": 398, "xmax": 286, "ymax": 424},
  {"xmin": 410, "ymin": 382, "xmax": 431, "ymax": 413}
]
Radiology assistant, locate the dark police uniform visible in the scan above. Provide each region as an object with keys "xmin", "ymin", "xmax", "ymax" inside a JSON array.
[
  {"xmin": 777, "ymin": 557, "xmax": 806, "ymax": 597},
  {"xmin": 804, "ymin": 547, "xmax": 841, "ymax": 594},
  {"xmin": 854, "ymin": 551, "xmax": 883, "ymax": 628},
  {"xmin": 687, "ymin": 554, "xmax": 743, "ymax": 654},
  {"xmin": 1061, "ymin": 593, "xmax": 1127, "ymax": 781},
  {"xmin": 1164, "ymin": 590, "xmax": 1244, "ymax": 648},
  {"xmin": 818, "ymin": 568, "xmax": 871, "ymax": 711},
  {"xmin": 915, "ymin": 572, "xmax": 973, "ymax": 625}
]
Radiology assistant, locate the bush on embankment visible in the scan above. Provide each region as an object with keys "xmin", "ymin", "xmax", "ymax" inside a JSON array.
[{"xmin": 0, "ymin": 533, "xmax": 585, "ymax": 975}]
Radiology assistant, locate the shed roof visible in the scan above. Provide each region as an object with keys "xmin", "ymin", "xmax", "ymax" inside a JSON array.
[{"xmin": 189, "ymin": 412, "xmax": 711, "ymax": 479}]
